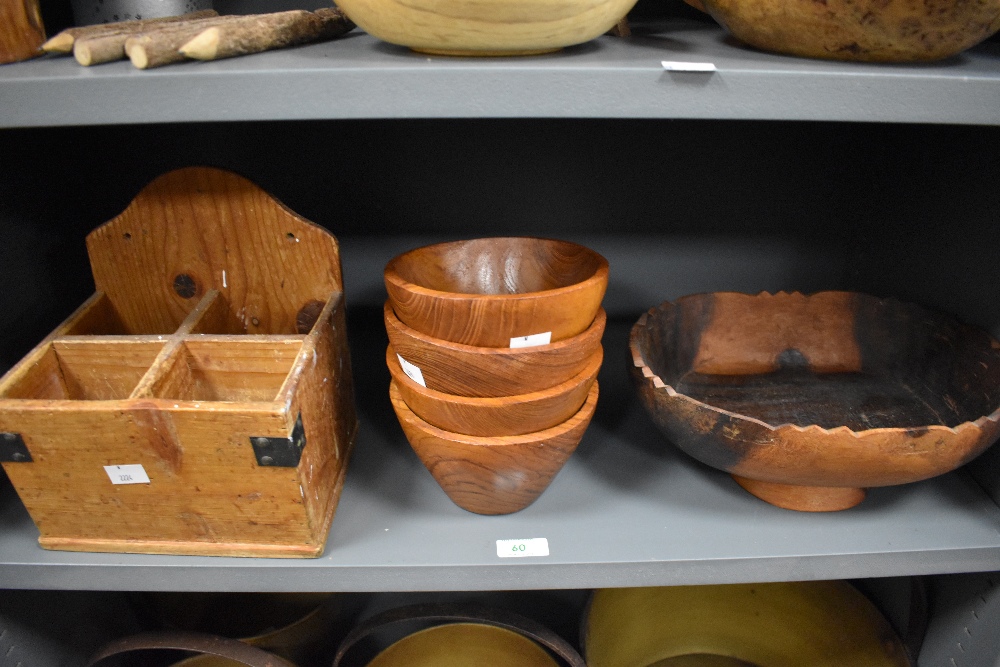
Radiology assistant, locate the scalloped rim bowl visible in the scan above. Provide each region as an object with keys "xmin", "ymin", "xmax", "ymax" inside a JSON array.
[
  {"xmin": 387, "ymin": 344, "xmax": 602, "ymax": 436},
  {"xmin": 629, "ymin": 290, "xmax": 1000, "ymax": 512},
  {"xmin": 385, "ymin": 301, "xmax": 606, "ymax": 398},
  {"xmin": 384, "ymin": 237, "xmax": 608, "ymax": 347},
  {"xmin": 390, "ymin": 380, "xmax": 598, "ymax": 514}
]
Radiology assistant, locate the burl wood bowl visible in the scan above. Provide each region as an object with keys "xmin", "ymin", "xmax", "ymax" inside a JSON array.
[
  {"xmin": 335, "ymin": 0, "xmax": 638, "ymax": 56},
  {"xmin": 629, "ymin": 291, "xmax": 1000, "ymax": 512},
  {"xmin": 385, "ymin": 302, "xmax": 606, "ymax": 398},
  {"xmin": 684, "ymin": 0, "xmax": 1000, "ymax": 61},
  {"xmin": 390, "ymin": 380, "xmax": 598, "ymax": 514},
  {"xmin": 384, "ymin": 237, "xmax": 608, "ymax": 347},
  {"xmin": 387, "ymin": 345, "xmax": 602, "ymax": 436}
]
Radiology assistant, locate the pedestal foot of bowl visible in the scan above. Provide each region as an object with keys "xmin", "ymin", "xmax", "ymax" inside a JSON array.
[{"xmin": 732, "ymin": 475, "xmax": 866, "ymax": 512}]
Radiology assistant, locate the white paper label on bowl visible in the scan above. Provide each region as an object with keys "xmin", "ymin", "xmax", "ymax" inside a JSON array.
[
  {"xmin": 509, "ymin": 332, "xmax": 552, "ymax": 348},
  {"xmin": 661, "ymin": 61, "xmax": 717, "ymax": 72},
  {"xmin": 104, "ymin": 464, "xmax": 150, "ymax": 485},
  {"xmin": 497, "ymin": 537, "xmax": 549, "ymax": 558},
  {"xmin": 397, "ymin": 354, "xmax": 427, "ymax": 387}
]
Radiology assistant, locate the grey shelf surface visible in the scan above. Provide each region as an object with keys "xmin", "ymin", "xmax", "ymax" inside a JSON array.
[
  {"xmin": 1, "ymin": 320, "xmax": 999, "ymax": 593},
  {"xmin": 1, "ymin": 22, "xmax": 999, "ymax": 127}
]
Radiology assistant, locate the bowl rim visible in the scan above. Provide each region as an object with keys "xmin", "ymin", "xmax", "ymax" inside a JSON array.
[
  {"xmin": 390, "ymin": 379, "xmax": 599, "ymax": 446},
  {"xmin": 384, "ymin": 236, "xmax": 610, "ymax": 302},
  {"xmin": 629, "ymin": 290, "xmax": 1000, "ymax": 438},
  {"xmin": 384, "ymin": 301, "xmax": 607, "ymax": 357},
  {"xmin": 387, "ymin": 344, "xmax": 603, "ymax": 407}
]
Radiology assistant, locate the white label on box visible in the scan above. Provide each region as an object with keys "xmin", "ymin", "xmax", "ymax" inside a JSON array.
[
  {"xmin": 397, "ymin": 354, "xmax": 426, "ymax": 387},
  {"xmin": 104, "ymin": 464, "xmax": 150, "ymax": 485},
  {"xmin": 509, "ymin": 332, "xmax": 552, "ymax": 348},
  {"xmin": 661, "ymin": 61, "xmax": 717, "ymax": 72},
  {"xmin": 497, "ymin": 537, "xmax": 549, "ymax": 558}
]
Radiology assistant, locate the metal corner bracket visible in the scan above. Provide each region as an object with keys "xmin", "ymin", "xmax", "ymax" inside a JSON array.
[
  {"xmin": 250, "ymin": 413, "xmax": 306, "ymax": 467},
  {"xmin": 0, "ymin": 432, "xmax": 32, "ymax": 463}
]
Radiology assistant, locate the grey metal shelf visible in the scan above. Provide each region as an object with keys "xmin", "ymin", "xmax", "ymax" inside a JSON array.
[
  {"xmin": 2, "ymin": 318, "xmax": 999, "ymax": 593},
  {"xmin": 1, "ymin": 21, "xmax": 999, "ymax": 127}
]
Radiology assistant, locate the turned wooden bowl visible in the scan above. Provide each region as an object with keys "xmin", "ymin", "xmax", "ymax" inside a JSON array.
[
  {"xmin": 390, "ymin": 380, "xmax": 598, "ymax": 514},
  {"xmin": 387, "ymin": 344, "xmax": 602, "ymax": 436},
  {"xmin": 335, "ymin": 0, "xmax": 639, "ymax": 56},
  {"xmin": 384, "ymin": 237, "xmax": 608, "ymax": 347},
  {"xmin": 385, "ymin": 301, "xmax": 606, "ymax": 398},
  {"xmin": 684, "ymin": 0, "xmax": 1000, "ymax": 61},
  {"xmin": 629, "ymin": 291, "xmax": 1000, "ymax": 512}
]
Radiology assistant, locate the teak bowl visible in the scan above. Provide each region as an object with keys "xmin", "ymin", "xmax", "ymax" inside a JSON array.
[
  {"xmin": 368, "ymin": 624, "xmax": 559, "ymax": 667},
  {"xmin": 384, "ymin": 237, "xmax": 608, "ymax": 347},
  {"xmin": 685, "ymin": 0, "xmax": 1000, "ymax": 61},
  {"xmin": 629, "ymin": 291, "xmax": 1000, "ymax": 512},
  {"xmin": 390, "ymin": 380, "xmax": 598, "ymax": 514},
  {"xmin": 387, "ymin": 344, "xmax": 602, "ymax": 436},
  {"xmin": 385, "ymin": 302, "xmax": 606, "ymax": 398},
  {"xmin": 335, "ymin": 0, "xmax": 639, "ymax": 56}
]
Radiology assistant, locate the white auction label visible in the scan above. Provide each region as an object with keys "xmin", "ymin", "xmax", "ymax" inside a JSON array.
[
  {"xmin": 104, "ymin": 464, "xmax": 150, "ymax": 485},
  {"xmin": 509, "ymin": 332, "xmax": 552, "ymax": 348},
  {"xmin": 397, "ymin": 354, "xmax": 427, "ymax": 387},
  {"xmin": 497, "ymin": 537, "xmax": 549, "ymax": 558},
  {"xmin": 661, "ymin": 61, "xmax": 717, "ymax": 72}
]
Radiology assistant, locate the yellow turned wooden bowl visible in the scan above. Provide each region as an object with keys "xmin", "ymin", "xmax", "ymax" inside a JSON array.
[
  {"xmin": 390, "ymin": 380, "xmax": 598, "ymax": 514},
  {"xmin": 385, "ymin": 237, "xmax": 608, "ymax": 347},
  {"xmin": 629, "ymin": 291, "xmax": 1000, "ymax": 512},
  {"xmin": 583, "ymin": 582, "xmax": 909, "ymax": 667},
  {"xmin": 368, "ymin": 623, "xmax": 559, "ymax": 666},
  {"xmin": 385, "ymin": 301, "xmax": 606, "ymax": 398},
  {"xmin": 685, "ymin": 0, "xmax": 1000, "ymax": 61},
  {"xmin": 387, "ymin": 344, "xmax": 602, "ymax": 436},
  {"xmin": 337, "ymin": 0, "xmax": 639, "ymax": 56}
]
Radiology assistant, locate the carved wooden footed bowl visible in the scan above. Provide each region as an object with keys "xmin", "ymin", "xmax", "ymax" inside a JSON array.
[
  {"xmin": 387, "ymin": 345, "xmax": 602, "ymax": 436},
  {"xmin": 629, "ymin": 291, "xmax": 1000, "ymax": 512},
  {"xmin": 385, "ymin": 237, "xmax": 608, "ymax": 347},
  {"xmin": 683, "ymin": 0, "xmax": 1000, "ymax": 61},
  {"xmin": 385, "ymin": 302, "xmax": 606, "ymax": 398},
  {"xmin": 336, "ymin": 0, "xmax": 638, "ymax": 56},
  {"xmin": 390, "ymin": 380, "xmax": 598, "ymax": 514}
]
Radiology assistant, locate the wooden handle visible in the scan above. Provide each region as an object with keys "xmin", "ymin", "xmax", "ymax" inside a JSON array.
[
  {"xmin": 179, "ymin": 9, "xmax": 354, "ymax": 62},
  {"xmin": 332, "ymin": 603, "xmax": 586, "ymax": 667},
  {"xmin": 86, "ymin": 631, "xmax": 297, "ymax": 667}
]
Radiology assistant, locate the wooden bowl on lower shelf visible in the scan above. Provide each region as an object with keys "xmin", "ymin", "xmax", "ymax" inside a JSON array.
[
  {"xmin": 384, "ymin": 237, "xmax": 608, "ymax": 347},
  {"xmin": 629, "ymin": 291, "xmax": 1000, "ymax": 512},
  {"xmin": 387, "ymin": 345, "xmax": 602, "ymax": 436},
  {"xmin": 385, "ymin": 302, "xmax": 606, "ymax": 398},
  {"xmin": 685, "ymin": 0, "xmax": 1000, "ymax": 61},
  {"xmin": 583, "ymin": 582, "xmax": 909, "ymax": 667},
  {"xmin": 390, "ymin": 380, "xmax": 598, "ymax": 514}
]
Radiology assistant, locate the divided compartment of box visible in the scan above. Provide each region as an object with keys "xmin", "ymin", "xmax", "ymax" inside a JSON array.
[{"xmin": 0, "ymin": 167, "xmax": 358, "ymax": 558}]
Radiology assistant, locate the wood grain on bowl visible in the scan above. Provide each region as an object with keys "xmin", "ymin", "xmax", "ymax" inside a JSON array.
[
  {"xmin": 390, "ymin": 381, "xmax": 598, "ymax": 515},
  {"xmin": 387, "ymin": 344, "xmax": 601, "ymax": 436},
  {"xmin": 335, "ymin": 0, "xmax": 639, "ymax": 55},
  {"xmin": 695, "ymin": 0, "xmax": 1000, "ymax": 61},
  {"xmin": 630, "ymin": 291, "xmax": 1000, "ymax": 512},
  {"xmin": 385, "ymin": 237, "xmax": 607, "ymax": 347},
  {"xmin": 385, "ymin": 302, "xmax": 605, "ymax": 398}
]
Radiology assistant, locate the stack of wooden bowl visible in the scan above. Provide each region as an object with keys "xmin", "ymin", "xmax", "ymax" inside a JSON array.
[{"xmin": 383, "ymin": 237, "xmax": 608, "ymax": 515}]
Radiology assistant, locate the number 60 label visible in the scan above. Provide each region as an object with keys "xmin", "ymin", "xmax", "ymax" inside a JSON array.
[{"xmin": 496, "ymin": 538, "xmax": 549, "ymax": 558}]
